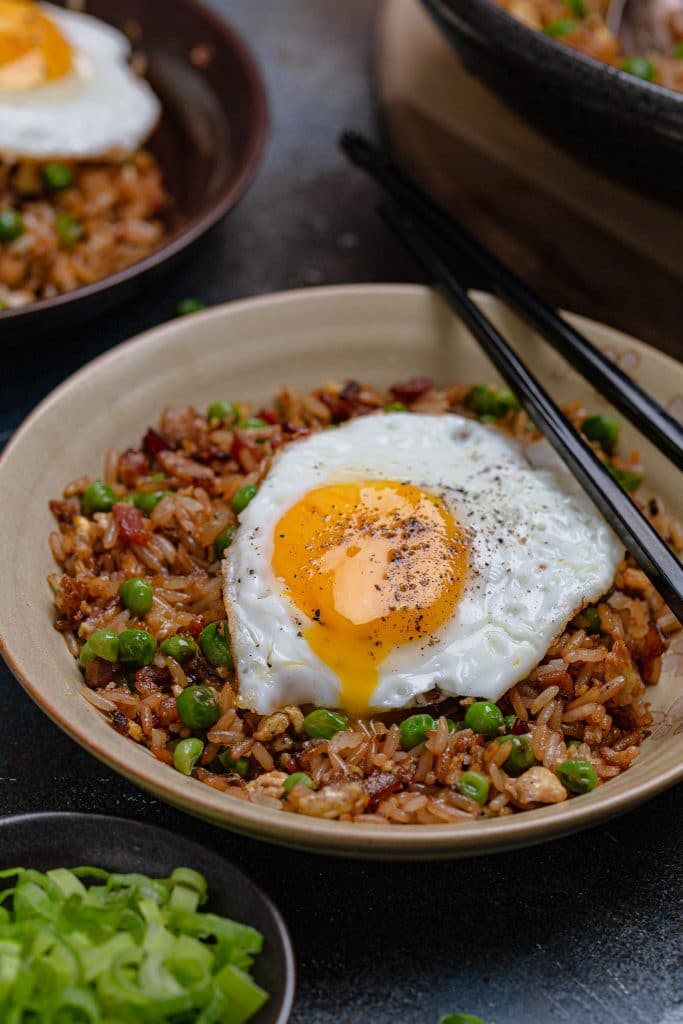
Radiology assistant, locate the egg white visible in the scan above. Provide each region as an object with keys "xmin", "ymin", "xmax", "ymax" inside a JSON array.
[
  {"xmin": 0, "ymin": 3, "xmax": 160, "ymax": 159},
  {"xmin": 223, "ymin": 413, "xmax": 624, "ymax": 714}
]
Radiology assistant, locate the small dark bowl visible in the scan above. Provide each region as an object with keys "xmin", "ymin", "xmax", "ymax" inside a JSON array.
[
  {"xmin": 0, "ymin": 812, "xmax": 295, "ymax": 1024},
  {"xmin": 0, "ymin": 0, "xmax": 268, "ymax": 341},
  {"xmin": 422, "ymin": 0, "xmax": 683, "ymax": 199}
]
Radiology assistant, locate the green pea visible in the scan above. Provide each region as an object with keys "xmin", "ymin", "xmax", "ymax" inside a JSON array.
[
  {"xmin": 621, "ymin": 56, "xmax": 655, "ymax": 81},
  {"xmin": 503, "ymin": 713, "xmax": 517, "ymax": 730},
  {"xmin": 557, "ymin": 758, "xmax": 598, "ymax": 794},
  {"xmin": 176, "ymin": 685, "xmax": 221, "ymax": 730},
  {"xmin": 465, "ymin": 384, "xmax": 519, "ymax": 419},
  {"xmin": 479, "ymin": 414, "xmax": 499, "ymax": 424},
  {"xmin": 447, "ymin": 718, "xmax": 462, "ymax": 734},
  {"xmin": 675, "ymin": 40, "xmax": 683, "ymax": 58},
  {"xmin": 581, "ymin": 414, "xmax": 619, "ymax": 453},
  {"xmin": 439, "ymin": 1015, "xmax": 487, "ymax": 1024},
  {"xmin": 81, "ymin": 481, "xmax": 117, "ymax": 515},
  {"xmin": 303, "ymin": 708, "xmax": 348, "ymax": 740},
  {"xmin": 78, "ymin": 642, "xmax": 96, "ymax": 668},
  {"xmin": 544, "ymin": 17, "xmax": 579, "ymax": 36},
  {"xmin": 88, "ymin": 628, "xmax": 120, "ymax": 662},
  {"xmin": 384, "ymin": 401, "xmax": 408, "ymax": 412},
  {"xmin": 231, "ymin": 484, "xmax": 258, "ymax": 514},
  {"xmin": 213, "ymin": 525, "xmax": 237, "ymax": 561},
  {"xmin": 608, "ymin": 464, "xmax": 643, "ymax": 493},
  {"xmin": 283, "ymin": 772, "xmax": 315, "ymax": 794},
  {"xmin": 160, "ymin": 635, "xmax": 197, "ymax": 664},
  {"xmin": 132, "ymin": 490, "xmax": 170, "ymax": 514},
  {"xmin": 566, "ymin": 0, "xmax": 586, "ymax": 13},
  {"xmin": 42, "ymin": 162, "xmax": 74, "ymax": 191},
  {"xmin": 239, "ymin": 417, "xmax": 267, "ymax": 429},
  {"xmin": 199, "ymin": 620, "xmax": 233, "ymax": 669},
  {"xmin": 0, "ymin": 208, "xmax": 24, "ymax": 243},
  {"xmin": 55, "ymin": 212, "xmax": 83, "ymax": 247},
  {"xmin": 176, "ymin": 297, "xmax": 205, "ymax": 316},
  {"xmin": 464, "ymin": 701, "xmax": 504, "ymax": 738},
  {"xmin": 459, "ymin": 771, "xmax": 490, "ymax": 805},
  {"xmin": 117, "ymin": 628, "xmax": 156, "ymax": 667},
  {"xmin": 206, "ymin": 400, "xmax": 239, "ymax": 423},
  {"xmin": 399, "ymin": 713, "xmax": 436, "ymax": 750},
  {"xmin": 496, "ymin": 735, "xmax": 535, "ymax": 774},
  {"xmin": 217, "ymin": 750, "xmax": 249, "ymax": 776},
  {"xmin": 582, "ymin": 605, "xmax": 601, "ymax": 634},
  {"xmin": 173, "ymin": 737, "xmax": 204, "ymax": 776},
  {"xmin": 119, "ymin": 577, "xmax": 153, "ymax": 617}
]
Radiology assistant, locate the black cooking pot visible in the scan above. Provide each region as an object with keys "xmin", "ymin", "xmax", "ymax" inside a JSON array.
[{"xmin": 422, "ymin": 0, "xmax": 683, "ymax": 199}]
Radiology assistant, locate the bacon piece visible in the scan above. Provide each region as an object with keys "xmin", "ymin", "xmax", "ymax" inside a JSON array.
[
  {"xmin": 363, "ymin": 764, "xmax": 415, "ymax": 810},
  {"xmin": 118, "ymin": 448, "xmax": 149, "ymax": 486},
  {"xmin": 157, "ymin": 449, "xmax": 215, "ymax": 483},
  {"xmin": 113, "ymin": 502, "xmax": 150, "ymax": 545},
  {"xmin": 84, "ymin": 656, "xmax": 117, "ymax": 688},
  {"xmin": 257, "ymin": 407, "xmax": 280, "ymax": 425},
  {"xmin": 49, "ymin": 499, "xmax": 77, "ymax": 523},
  {"xmin": 134, "ymin": 664, "xmax": 170, "ymax": 696},
  {"xmin": 142, "ymin": 427, "xmax": 174, "ymax": 457},
  {"xmin": 390, "ymin": 376, "xmax": 433, "ymax": 404}
]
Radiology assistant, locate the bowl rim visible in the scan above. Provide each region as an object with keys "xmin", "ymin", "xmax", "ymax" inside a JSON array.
[
  {"xmin": 423, "ymin": 0, "xmax": 683, "ymax": 114},
  {"xmin": 0, "ymin": 0, "xmax": 268, "ymax": 327},
  {"xmin": 1, "ymin": 283, "xmax": 681, "ymax": 859},
  {"xmin": 0, "ymin": 810, "xmax": 297, "ymax": 1024}
]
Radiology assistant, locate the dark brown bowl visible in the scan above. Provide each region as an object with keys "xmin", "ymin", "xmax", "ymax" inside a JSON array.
[
  {"xmin": 0, "ymin": 0, "xmax": 268, "ymax": 341},
  {"xmin": 0, "ymin": 812, "xmax": 295, "ymax": 1023},
  {"xmin": 422, "ymin": 0, "xmax": 683, "ymax": 200}
]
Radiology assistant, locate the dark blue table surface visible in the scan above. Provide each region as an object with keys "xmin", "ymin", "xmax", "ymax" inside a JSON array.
[{"xmin": 1, "ymin": 3, "xmax": 680, "ymax": 1022}]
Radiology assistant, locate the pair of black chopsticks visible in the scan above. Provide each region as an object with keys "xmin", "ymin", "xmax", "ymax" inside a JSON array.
[{"xmin": 340, "ymin": 131, "xmax": 683, "ymax": 622}]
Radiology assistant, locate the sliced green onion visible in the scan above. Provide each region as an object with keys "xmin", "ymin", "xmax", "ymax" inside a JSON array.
[{"xmin": 0, "ymin": 865, "xmax": 268, "ymax": 1021}]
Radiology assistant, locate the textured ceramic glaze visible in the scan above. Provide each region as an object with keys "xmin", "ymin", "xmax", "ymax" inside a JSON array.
[{"xmin": 0, "ymin": 286, "xmax": 681, "ymax": 859}]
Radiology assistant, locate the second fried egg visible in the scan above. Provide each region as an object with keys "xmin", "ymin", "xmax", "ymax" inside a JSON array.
[{"xmin": 223, "ymin": 412, "xmax": 623, "ymax": 715}]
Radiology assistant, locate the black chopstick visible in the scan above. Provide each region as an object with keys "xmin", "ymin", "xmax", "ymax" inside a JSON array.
[
  {"xmin": 377, "ymin": 199, "xmax": 683, "ymax": 622},
  {"xmin": 340, "ymin": 131, "xmax": 683, "ymax": 471}
]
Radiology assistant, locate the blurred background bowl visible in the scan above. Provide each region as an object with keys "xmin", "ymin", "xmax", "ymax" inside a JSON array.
[
  {"xmin": 421, "ymin": 0, "xmax": 683, "ymax": 199},
  {"xmin": 0, "ymin": 0, "xmax": 268, "ymax": 341}
]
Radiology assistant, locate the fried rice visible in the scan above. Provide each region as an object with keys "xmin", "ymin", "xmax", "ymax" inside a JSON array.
[
  {"xmin": 47, "ymin": 376, "xmax": 682, "ymax": 825},
  {"xmin": 0, "ymin": 152, "xmax": 166, "ymax": 307}
]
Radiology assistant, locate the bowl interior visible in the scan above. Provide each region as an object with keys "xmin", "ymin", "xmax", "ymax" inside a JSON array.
[
  {"xmin": 0, "ymin": 812, "xmax": 295, "ymax": 1024},
  {"xmin": 0, "ymin": 285, "xmax": 681, "ymax": 859}
]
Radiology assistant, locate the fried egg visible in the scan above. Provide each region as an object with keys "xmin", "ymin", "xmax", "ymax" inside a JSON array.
[
  {"xmin": 223, "ymin": 413, "xmax": 623, "ymax": 716},
  {"xmin": 0, "ymin": 1, "xmax": 160, "ymax": 159}
]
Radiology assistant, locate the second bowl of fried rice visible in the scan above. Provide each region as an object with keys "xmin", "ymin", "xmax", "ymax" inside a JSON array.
[{"xmin": 0, "ymin": 285, "xmax": 681, "ymax": 859}]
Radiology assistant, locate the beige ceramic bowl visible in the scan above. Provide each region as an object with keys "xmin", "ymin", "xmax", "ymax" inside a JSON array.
[{"xmin": 1, "ymin": 285, "xmax": 681, "ymax": 859}]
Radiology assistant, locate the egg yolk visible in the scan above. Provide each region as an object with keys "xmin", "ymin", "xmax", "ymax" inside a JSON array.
[
  {"xmin": 0, "ymin": 1, "xmax": 72, "ymax": 90},
  {"xmin": 272, "ymin": 480, "xmax": 469, "ymax": 716}
]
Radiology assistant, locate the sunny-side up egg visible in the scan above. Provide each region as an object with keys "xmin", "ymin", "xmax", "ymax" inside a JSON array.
[
  {"xmin": 223, "ymin": 412, "xmax": 624, "ymax": 717},
  {"xmin": 0, "ymin": 1, "xmax": 160, "ymax": 159}
]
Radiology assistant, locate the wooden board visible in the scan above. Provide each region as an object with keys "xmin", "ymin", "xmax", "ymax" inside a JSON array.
[{"xmin": 375, "ymin": 0, "xmax": 683, "ymax": 359}]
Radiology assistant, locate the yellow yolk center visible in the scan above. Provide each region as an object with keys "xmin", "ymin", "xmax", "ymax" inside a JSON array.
[
  {"xmin": 0, "ymin": 1, "xmax": 72, "ymax": 90},
  {"xmin": 272, "ymin": 480, "xmax": 469, "ymax": 716}
]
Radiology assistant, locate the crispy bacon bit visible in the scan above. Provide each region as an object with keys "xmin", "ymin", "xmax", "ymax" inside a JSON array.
[
  {"xmin": 512, "ymin": 717, "xmax": 529, "ymax": 735},
  {"xmin": 118, "ymin": 448, "xmax": 149, "ymax": 486},
  {"xmin": 364, "ymin": 764, "xmax": 415, "ymax": 810},
  {"xmin": 49, "ymin": 499, "xmax": 77, "ymax": 523},
  {"xmin": 158, "ymin": 450, "xmax": 215, "ymax": 483},
  {"xmin": 257, "ymin": 407, "xmax": 280, "ymax": 425},
  {"xmin": 231, "ymin": 430, "xmax": 266, "ymax": 474},
  {"xmin": 142, "ymin": 427, "xmax": 174, "ymax": 457},
  {"xmin": 84, "ymin": 656, "xmax": 117, "ymax": 688},
  {"xmin": 134, "ymin": 664, "xmax": 170, "ymax": 695},
  {"xmin": 113, "ymin": 502, "xmax": 150, "ymax": 545},
  {"xmin": 318, "ymin": 391, "xmax": 351, "ymax": 423},
  {"xmin": 58, "ymin": 575, "xmax": 89, "ymax": 619},
  {"xmin": 281, "ymin": 421, "xmax": 311, "ymax": 437},
  {"xmin": 339, "ymin": 380, "xmax": 362, "ymax": 403},
  {"xmin": 111, "ymin": 709, "xmax": 130, "ymax": 735},
  {"xmin": 280, "ymin": 752, "xmax": 302, "ymax": 774},
  {"xmin": 390, "ymin": 376, "xmax": 433, "ymax": 404}
]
